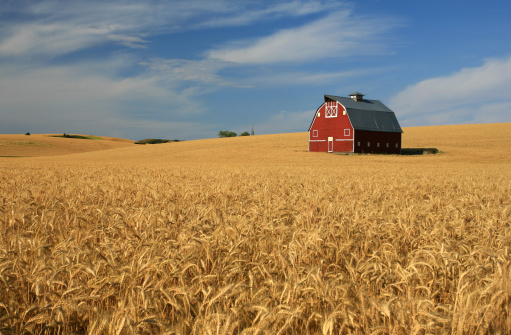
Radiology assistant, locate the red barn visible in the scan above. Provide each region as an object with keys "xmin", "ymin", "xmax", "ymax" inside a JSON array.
[{"xmin": 308, "ymin": 92, "xmax": 403, "ymax": 154}]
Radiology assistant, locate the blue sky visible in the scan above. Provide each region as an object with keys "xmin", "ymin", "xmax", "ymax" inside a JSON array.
[{"xmin": 1, "ymin": 0, "xmax": 510, "ymax": 140}]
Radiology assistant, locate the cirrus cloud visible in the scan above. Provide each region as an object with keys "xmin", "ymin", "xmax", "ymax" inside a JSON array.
[
  {"xmin": 207, "ymin": 10, "xmax": 399, "ymax": 64},
  {"xmin": 0, "ymin": 0, "xmax": 341, "ymax": 58}
]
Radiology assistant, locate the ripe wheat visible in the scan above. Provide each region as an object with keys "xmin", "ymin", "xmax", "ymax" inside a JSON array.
[{"xmin": 1, "ymin": 123, "xmax": 510, "ymax": 334}]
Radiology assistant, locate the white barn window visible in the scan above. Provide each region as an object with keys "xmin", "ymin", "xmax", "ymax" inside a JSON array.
[
  {"xmin": 313, "ymin": 130, "xmax": 318, "ymax": 137},
  {"xmin": 325, "ymin": 101, "xmax": 338, "ymax": 118},
  {"xmin": 344, "ymin": 129, "xmax": 350, "ymax": 136}
]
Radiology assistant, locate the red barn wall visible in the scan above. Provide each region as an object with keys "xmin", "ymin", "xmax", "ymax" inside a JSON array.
[
  {"xmin": 353, "ymin": 131, "xmax": 401, "ymax": 154},
  {"xmin": 309, "ymin": 102, "xmax": 354, "ymax": 152}
]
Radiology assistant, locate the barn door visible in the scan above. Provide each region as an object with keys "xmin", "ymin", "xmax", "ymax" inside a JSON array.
[{"xmin": 328, "ymin": 137, "xmax": 333, "ymax": 152}]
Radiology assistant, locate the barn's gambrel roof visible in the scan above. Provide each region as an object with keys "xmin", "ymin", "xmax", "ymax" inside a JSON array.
[{"xmin": 323, "ymin": 95, "xmax": 403, "ymax": 133}]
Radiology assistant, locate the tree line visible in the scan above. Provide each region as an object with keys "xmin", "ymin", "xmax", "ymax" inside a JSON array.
[{"xmin": 218, "ymin": 130, "xmax": 251, "ymax": 138}]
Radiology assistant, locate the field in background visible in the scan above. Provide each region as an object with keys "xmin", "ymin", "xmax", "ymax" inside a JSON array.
[
  {"xmin": 0, "ymin": 134, "xmax": 134, "ymax": 157},
  {"xmin": 1, "ymin": 123, "xmax": 510, "ymax": 334}
]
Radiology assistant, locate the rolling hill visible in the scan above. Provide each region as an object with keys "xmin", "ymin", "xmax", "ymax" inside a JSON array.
[
  {"xmin": 0, "ymin": 134, "xmax": 134, "ymax": 157},
  {"xmin": 1, "ymin": 123, "xmax": 510, "ymax": 164}
]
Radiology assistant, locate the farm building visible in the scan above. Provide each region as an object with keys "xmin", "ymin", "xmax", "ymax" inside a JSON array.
[{"xmin": 308, "ymin": 92, "xmax": 403, "ymax": 154}]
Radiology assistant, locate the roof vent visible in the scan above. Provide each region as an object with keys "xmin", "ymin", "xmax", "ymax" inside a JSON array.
[{"xmin": 349, "ymin": 91, "xmax": 364, "ymax": 101}]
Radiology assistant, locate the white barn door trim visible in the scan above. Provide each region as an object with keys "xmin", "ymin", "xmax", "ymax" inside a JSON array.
[{"xmin": 328, "ymin": 137, "xmax": 333, "ymax": 152}]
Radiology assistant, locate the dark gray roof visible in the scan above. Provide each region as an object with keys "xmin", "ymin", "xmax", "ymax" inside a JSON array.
[{"xmin": 324, "ymin": 95, "xmax": 403, "ymax": 133}]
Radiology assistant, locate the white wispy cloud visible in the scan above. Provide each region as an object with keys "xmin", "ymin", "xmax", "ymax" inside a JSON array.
[
  {"xmin": 0, "ymin": 2, "xmax": 155, "ymax": 57},
  {"xmin": 196, "ymin": 0, "xmax": 341, "ymax": 28},
  {"xmin": 139, "ymin": 58, "xmax": 388, "ymax": 90},
  {"xmin": 107, "ymin": 34, "xmax": 149, "ymax": 49},
  {"xmin": 207, "ymin": 10, "xmax": 398, "ymax": 64},
  {"xmin": 140, "ymin": 58, "xmax": 242, "ymax": 87},
  {"xmin": 0, "ymin": 24, "xmax": 108, "ymax": 56},
  {"xmin": 143, "ymin": 8, "xmax": 397, "ymax": 87},
  {"xmin": 0, "ymin": 0, "xmax": 338, "ymax": 58},
  {"xmin": 390, "ymin": 56, "xmax": 511, "ymax": 126}
]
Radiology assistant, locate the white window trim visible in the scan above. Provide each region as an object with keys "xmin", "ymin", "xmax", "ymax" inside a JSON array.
[
  {"xmin": 325, "ymin": 104, "xmax": 338, "ymax": 118},
  {"xmin": 312, "ymin": 130, "xmax": 318, "ymax": 137},
  {"xmin": 344, "ymin": 129, "xmax": 350, "ymax": 136}
]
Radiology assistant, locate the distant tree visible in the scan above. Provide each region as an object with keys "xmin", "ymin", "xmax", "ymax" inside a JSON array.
[
  {"xmin": 218, "ymin": 130, "xmax": 237, "ymax": 138},
  {"xmin": 25, "ymin": 132, "xmax": 30, "ymax": 136},
  {"xmin": 240, "ymin": 131, "xmax": 250, "ymax": 136},
  {"xmin": 134, "ymin": 139, "xmax": 172, "ymax": 145}
]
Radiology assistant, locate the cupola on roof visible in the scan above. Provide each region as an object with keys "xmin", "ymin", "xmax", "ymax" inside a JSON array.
[
  {"xmin": 349, "ymin": 91, "xmax": 364, "ymax": 96},
  {"xmin": 349, "ymin": 92, "xmax": 365, "ymax": 101}
]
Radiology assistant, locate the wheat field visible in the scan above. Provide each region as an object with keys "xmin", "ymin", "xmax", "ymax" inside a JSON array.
[
  {"xmin": 0, "ymin": 134, "xmax": 134, "ymax": 157},
  {"xmin": 1, "ymin": 123, "xmax": 510, "ymax": 334}
]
